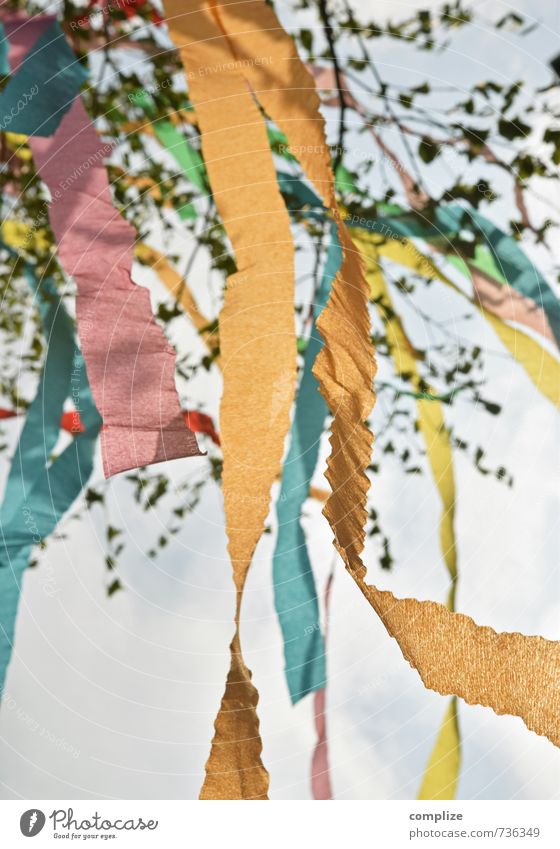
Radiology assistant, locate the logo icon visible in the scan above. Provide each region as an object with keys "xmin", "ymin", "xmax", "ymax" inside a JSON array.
[{"xmin": 19, "ymin": 810, "xmax": 46, "ymax": 837}]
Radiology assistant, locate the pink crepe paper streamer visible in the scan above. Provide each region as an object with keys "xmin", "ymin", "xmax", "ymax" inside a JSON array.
[
  {"xmin": 311, "ymin": 571, "xmax": 334, "ymax": 800},
  {"xmin": 5, "ymin": 14, "xmax": 202, "ymax": 476}
]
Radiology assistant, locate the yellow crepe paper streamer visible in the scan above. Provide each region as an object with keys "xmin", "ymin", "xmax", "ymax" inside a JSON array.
[
  {"xmin": 134, "ymin": 242, "xmax": 219, "ymax": 361},
  {"xmin": 352, "ymin": 228, "xmax": 560, "ymax": 410},
  {"xmin": 0, "ymin": 220, "xmax": 50, "ymax": 254},
  {"xmin": 213, "ymin": 0, "xmax": 560, "ymax": 752},
  {"xmin": 418, "ymin": 697, "xmax": 461, "ymax": 800},
  {"xmin": 362, "ymin": 243, "xmax": 461, "ymax": 799},
  {"xmin": 3, "ymin": 132, "xmax": 33, "ymax": 160},
  {"xmin": 165, "ymin": 0, "xmax": 298, "ymax": 799}
]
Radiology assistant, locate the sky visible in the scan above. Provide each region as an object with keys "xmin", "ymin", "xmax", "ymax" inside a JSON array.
[{"xmin": 0, "ymin": 0, "xmax": 559, "ymax": 801}]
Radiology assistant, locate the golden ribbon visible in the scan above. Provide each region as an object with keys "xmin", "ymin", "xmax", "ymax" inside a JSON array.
[
  {"xmin": 162, "ymin": 0, "xmax": 560, "ymax": 800},
  {"xmin": 212, "ymin": 0, "xmax": 560, "ymax": 752},
  {"xmin": 165, "ymin": 0, "xmax": 297, "ymax": 799}
]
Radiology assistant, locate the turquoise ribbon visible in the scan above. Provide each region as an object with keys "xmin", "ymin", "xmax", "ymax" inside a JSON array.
[
  {"xmin": 454, "ymin": 206, "xmax": 560, "ymax": 346},
  {"xmin": 0, "ymin": 251, "xmax": 101, "ymax": 695},
  {"xmin": 0, "ymin": 22, "xmax": 10, "ymax": 77},
  {"xmin": 0, "ymin": 20, "xmax": 87, "ymax": 136},
  {"xmin": 272, "ymin": 222, "xmax": 341, "ymax": 703},
  {"xmin": 343, "ymin": 202, "xmax": 560, "ymax": 347}
]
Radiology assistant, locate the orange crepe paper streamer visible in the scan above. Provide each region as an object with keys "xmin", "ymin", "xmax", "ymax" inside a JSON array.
[
  {"xmin": 165, "ymin": 0, "xmax": 297, "ymax": 799},
  {"xmin": 213, "ymin": 0, "xmax": 560, "ymax": 749}
]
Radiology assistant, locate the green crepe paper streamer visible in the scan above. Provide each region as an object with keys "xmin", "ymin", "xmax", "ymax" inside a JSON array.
[
  {"xmin": 273, "ymin": 222, "xmax": 341, "ymax": 703},
  {"xmin": 370, "ymin": 204, "xmax": 560, "ymax": 346},
  {"xmin": 0, "ymin": 23, "xmax": 10, "ymax": 77},
  {"xmin": 130, "ymin": 89, "xmax": 207, "ymax": 219},
  {"xmin": 334, "ymin": 162, "xmax": 363, "ymax": 197},
  {"xmin": 270, "ymin": 126, "xmax": 363, "ymax": 197},
  {"xmin": 277, "ymin": 173, "xmax": 560, "ymax": 345},
  {"xmin": 126, "ymin": 92, "xmax": 558, "ymax": 338},
  {"xmin": 0, "ymin": 20, "xmax": 87, "ymax": 136},
  {"xmin": 459, "ymin": 206, "xmax": 560, "ymax": 346},
  {"xmin": 0, "ymin": 250, "xmax": 101, "ymax": 695}
]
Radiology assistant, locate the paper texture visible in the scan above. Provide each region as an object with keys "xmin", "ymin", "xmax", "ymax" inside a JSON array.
[
  {"xmin": 311, "ymin": 573, "xmax": 334, "ymax": 800},
  {"xmin": 166, "ymin": 0, "xmax": 298, "ymax": 799},
  {"xmin": 215, "ymin": 0, "xmax": 560, "ymax": 750},
  {"xmin": 0, "ymin": 244, "xmax": 101, "ymax": 694},
  {"xmin": 272, "ymin": 226, "xmax": 340, "ymax": 704},
  {"xmin": 352, "ymin": 229, "xmax": 560, "ymax": 410},
  {"xmin": 417, "ymin": 698, "xmax": 461, "ymax": 801},
  {"xmin": 362, "ymin": 246, "xmax": 461, "ymax": 798},
  {"xmin": 4, "ymin": 13, "xmax": 201, "ymax": 476}
]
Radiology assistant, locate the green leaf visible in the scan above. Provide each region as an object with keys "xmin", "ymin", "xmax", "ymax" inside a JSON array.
[{"xmin": 419, "ymin": 136, "xmax": 441, "ymax": 163}]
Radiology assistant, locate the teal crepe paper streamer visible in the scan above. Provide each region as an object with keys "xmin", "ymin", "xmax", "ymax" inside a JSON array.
[
  {"xmin": 0, "ymin": 23, "xmax": 10, "ymax": 77},
  {"xmin": 455, "ymin": 206, "xmax": 560, "ymax": 347},
  {"xmin": 272, "ymin": 223, "xmax": 341, "ymax": 703},
  {"xmin": 271, "ymin": 173, "xmax": 557, "ymax": 703},
  {"xmin": 351, "ymin": 203, "xmax": 560, "ymax": 346},
  {"xmin": 277, "ymin": 172, "xmax": 560, "ymax": 344},
  {"xmin": 0, "ymin": 20, "xmax": 87, "ymax": 136},
  {"xmin": 0, "ymin": 251, "xmax": 101, "ymax": 695}
]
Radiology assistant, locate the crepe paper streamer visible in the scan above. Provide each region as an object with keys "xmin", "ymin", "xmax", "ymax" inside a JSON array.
[
  {"xmin": 3, "ymin": 132, "xmax": 33, "ymax": 164},
  {"xmin": 183, "ymin": 411, "xmax": 220, "ymax": 447},
  {"xmin": 273, "ymin": 225, "xmax": 340, "ymax": 704},
  {"xmin": 362, "ymin": 250, "xmax": 459, "ymax": 608},
  {"xmin": 70, "ymin": 0, "xmax": 164, "ymax": 28},
  {"xmin": 418, "ymin": 697, "xmax": 461, "ymax": 800},
  {"xmin": 30, "ymin": 96, "xmax": 203, "ymax": 478},
  {"xmin": 437, "ymin": 205, "xmax": 560, "ymax": 348},
  {"xmin": 134, "ymin": 243, "xmax": 219, "ymax": 361},
  {"xmin": 166, "ymin": 0, "xmax": 302, "ymax": 800},
  {"xmin": 277, "ymin": 73, "xmax": 559, "ymax": 350},
  {"xmin": 344, "ymin": 211, "xmax": 560, "ymax": 390},
  {"xmin": 0, "ymin": 22, "xmax": 9, "ymax": 76},
  {"xmin": 448, "ymin": 253, "xmax": 556, "ymax": 347},
  {"xmin": 130, "ymin": 89, "xmax": 207, "ymax": 219},
  {"xmin": 326, "ymin": 226, "xmax": 560, "ymax": 748},
  {"xmin": 311, "ymin": 571, "xmax": 334, "ymax": 800},
  {"xmin": 0, "ymin": 251, "xmax": 101, "ymax": 695},
  {"xmin": 352, "ymin": 228, "xmax": 560, "ymax": 410},
  {"xmin": 0, "ymin": 220, "xmax": 50, "ymax": 254},
  {"xmin": 216, "ymin": 0, "xmax": 560, "ymax": 750},
  {"xmin": 298, "ymin": 188, "xmax": 557, "ymax": 347},
  {"xmin": 1, "ymin": 405, "xmax": 219, "ymax": 445},
  {"xmin": 2, "ymin": 12, "xmax": 203, "ymax": 477},
  {"xmin": 351, "ymin": 129, "xmax": 560, "ymax": 347},
  {"xmin": 0, "ymin": 407, "xmax": 85, "ymax": 435},
  {"xmin": 0, "ymin": 19, "xmax": 87, "ymax": 136},
  {"xmin": 404, "ymin": 205, "xmax": 559, "ymax": 347},
  {"xmin": 378, "ymin": 383, "xmax": 470, "ymax": 403},
  {"xmin": 362, "ymin": 246, "xmax": 461, "ymax": 798}
]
